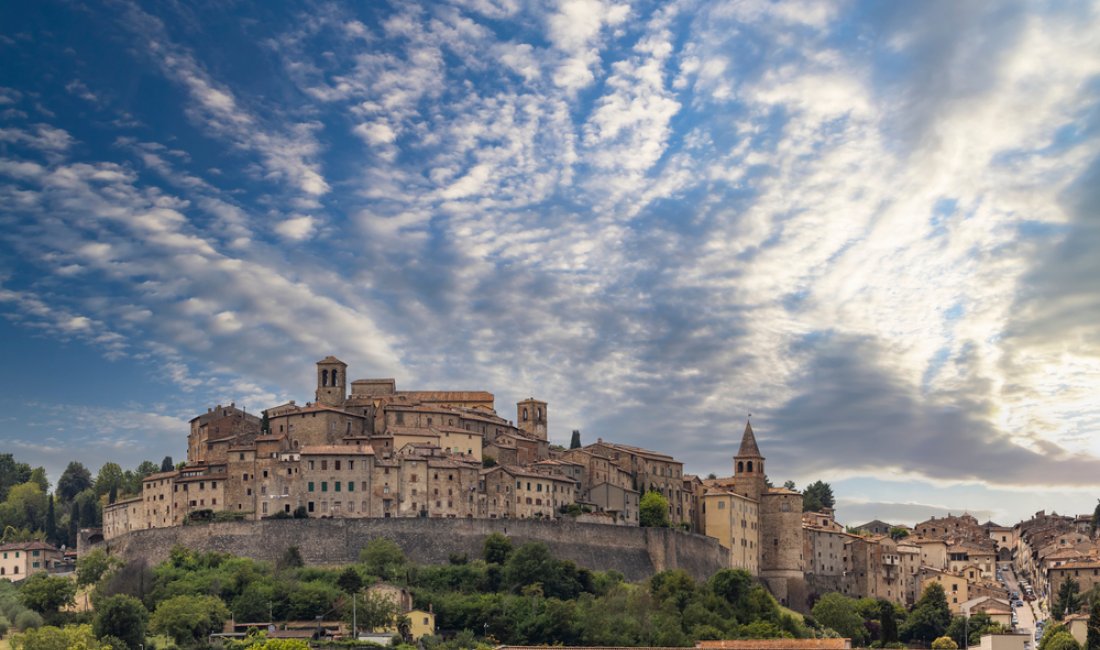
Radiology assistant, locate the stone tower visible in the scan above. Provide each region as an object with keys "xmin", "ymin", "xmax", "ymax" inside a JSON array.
[
  {"xmin": 732, "ymin": 420, "xmax": 766, "ymax": 503},
  {"xmin": 315, "ymin": 356, "xmax": 347, "ymax": 407},
  {"xmin": 517, "ymin": 398, "xmax": 547, "ymax": 440}
]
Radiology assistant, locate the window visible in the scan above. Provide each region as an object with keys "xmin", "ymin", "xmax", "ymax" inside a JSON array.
[
  {"xmin": 335, "ymin": 460, "xmax": 341, "ymax": 470},
  {"xmin": 348, "ymin": 482, "xmax": 354, "ymax": 492},
  {"xmin": 308, "ymin": 482, "xmax": 315, "ymax": 492},
  {"xmin": 322, "ymin": 482, "xmax": 328, "ymax": 492},
  {"xmin": 321, "ymin": 460, "xmax": 328, "ymax": 471},
  {"xmin": 308, "ymin": 501, "xmax": 315, "ymax": 512},
  {"xmin": 349, "ymin": 461, "xmax": 354, "ymax": 470},
  {"xmin": 335, "ymin": 482, "xmax": 341, "ymax": 492}
]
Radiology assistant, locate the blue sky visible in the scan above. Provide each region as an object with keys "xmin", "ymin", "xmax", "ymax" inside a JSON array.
[{"xmin": 1, "ymin": 0, "xmax": 1098, "ymax": 526}]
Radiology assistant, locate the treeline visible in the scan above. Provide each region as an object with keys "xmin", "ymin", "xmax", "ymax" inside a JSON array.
[
  {"xmin": 0, "ymin": 453, "xmax": 174, "ymax": 547},
  {"xmin": 2, "ymin": 533, "xmax": 823, "ymax": 649}
]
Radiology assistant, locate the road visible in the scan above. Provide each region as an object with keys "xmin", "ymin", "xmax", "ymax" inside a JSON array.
[{"xmin": 999, "ymin": 561, "xmax": 1043, "ymax": 645}]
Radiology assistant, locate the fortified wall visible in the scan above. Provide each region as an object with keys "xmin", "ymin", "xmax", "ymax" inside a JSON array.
[{"xmin": 97, "ymin": 518, "xmax": 729, "ymax": 583}]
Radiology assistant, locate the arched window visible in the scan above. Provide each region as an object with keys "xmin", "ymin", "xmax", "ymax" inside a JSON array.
[
  {"xmin": 322, "ymin": 369, "xmax": 329, "ymax": 386},
  {"xmin": 737, "ymin": 461, "xmax": 744, "ymax": 473},
  {"xmin": 331, "ymin": 369, "xmax": 339, "ymax": 385},
  {"xmin": 522, "ymin": 408, "xmax": 528, "ymax": 421},
  {"xmin": 747, "ymin": 461, "xmax": 753, "ymax": 473},
  {"xmin": 536, "ymin": 407, "xmax": 542, "ymax": 420}
]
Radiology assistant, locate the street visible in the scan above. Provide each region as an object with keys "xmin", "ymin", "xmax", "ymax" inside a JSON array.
[{"xmin": 999, "ymin": 561, "xmax": 1043, "ymax": 644}]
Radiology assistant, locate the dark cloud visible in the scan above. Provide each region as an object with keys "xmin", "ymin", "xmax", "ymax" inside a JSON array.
[{"xmin": 763, "ymin": 333, "xmax": 1100, "ymax": 487}]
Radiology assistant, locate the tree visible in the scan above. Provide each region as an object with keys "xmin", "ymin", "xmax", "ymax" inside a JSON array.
[
  {"xmin": 359, "ymin": 539, "xmax": 406, "ymax": 579},
  {"xmin": 570, "ymin": 430, "xmax": 582, "ymax": 449},
  {"xmin": 783, "ymin": 480, "xmax": 796, "ymax": 490},
  {"xmin": 902, "ymin": 582, "xmax": 952, "ymax": 644},
  {"xmin": 150, "ymin": 594, "xmax": 230, "ymax": 647},
  {"xmin": 880, "ymin": 598, "xmax": 898, "ymax": 643},
  {"xmin": 640, "ymin": 491, "xmax": 670, "ymax": 528},
  {"xmin": 160, "ymin": 456, "xmax": 174, "ymax": 473},
  {"xmin": 336, "ymin": 566, "xmax": 363, "ymax": 594},
  {"xmin": 1046, "ymin": 632, "xmax": 1083, "ymax": 650},
  {"xmin": 57, "ymin": 462, "xmax": 92, "ymax": 503},
  {"xmin": 43, "ymin": 496, "xmax": 56, "ymax": 546},
  {"xmin": 28, "ymin": 468, "xmax": 49, "ymax": 494},
  {"xmin": 93, "ymin": 594, "xmax": 148, "ymax": 650},
  {"xmin": 1041, "ymin": 624, "xmax": 1072, "ymax": 650},
  {"xmin": 67, "ymin": 502, "xmax": 79, "ymax": 548},
  {"xmin": 0, "ymin": 454, "xmax": 32, "ymax": 502},
  {"xmin": 933, "ymin": 636, "xmax": 959, "ymax": 650},
  {"xmin": 3, "ymin": 482, "xmax": 48, "ymax": 531},
  {"xmin": 1056, "ymin": 577, "xmax": 1082, "ymax": 620},
  {"xmin": 347, "ymin": 590, "xmax": 399, "ymax": 633},
  {"xmin": 483, "ymin": 532, "xmax": 513, "ymax": 565},
  {"xmin": 18, "ymin": 573, "xmax": 76, "ymax": 615},
  {"xmin": 1092, "ymin": 499, "xmax": 1099, "ymax": 538},
  {"xmin": 802, "ymin": 480, "xmax": 835, "ymax": 513},
  {"xmin": 77, "ymin": 548, "xmax": 120, "ymax": 587},
  {"xmin": 261, "ymin": 411, "xmax": 271, "ymax": 435},
  {"xmin": 10, "ymin": 623, "xmax": 107, "ymax": 650},
  {"xmin": 889, "ymin": 526, "xmax": 910, "ymax": 540},
  {"xmin": 94, "ymin": 463, "xmax": 125, "ymax": 499},
  {"xmin": 1086, "ymin": 599, "xmax": 1100, "ymax": 650},
  {"xmin": 279, "ymin": 546, "xmax": 304, "ymax": 570},
  {"xmin": 812, "ymin": 593, "xmax": 867, "ymax": 644}
]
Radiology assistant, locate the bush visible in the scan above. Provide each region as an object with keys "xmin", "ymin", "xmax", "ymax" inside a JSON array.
[
  {"xmin": 933, "ymin": 636, "xmax": 959, "ymax": 649},
  {"xmin": 0, "ymin": 613, "xmax": 9, "ymax": 636},
  {"xmin": 93, "ymin": 594, "xmax": 148, "ymax": 649},
  {"xmin": 15, "ymin": 609, "xmax": 44, "ymax": 630}
]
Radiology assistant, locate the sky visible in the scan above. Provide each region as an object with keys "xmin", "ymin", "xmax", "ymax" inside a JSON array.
[{"xmin": 0, "ymin": 0, "xmax": 1098, "ymax": 527}]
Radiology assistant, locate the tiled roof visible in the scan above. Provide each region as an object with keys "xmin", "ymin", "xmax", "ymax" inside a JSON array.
[{"xmin": 736, "ymin": 420, "xmax": 762, "ymax": 458}]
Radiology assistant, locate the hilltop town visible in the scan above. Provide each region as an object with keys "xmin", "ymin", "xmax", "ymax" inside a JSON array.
[
  {"xmin": 4, "ymin": 354, "xmax": 1097, "ymax": 634},
  {"xmin": 77, "ymin": 357, "xmax": 1098, "ymax": 621}
]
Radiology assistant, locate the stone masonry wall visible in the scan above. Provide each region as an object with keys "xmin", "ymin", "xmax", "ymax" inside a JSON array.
[{"xmin": 98, "ymin": 518, "xmax": 728, "ymax": 583}]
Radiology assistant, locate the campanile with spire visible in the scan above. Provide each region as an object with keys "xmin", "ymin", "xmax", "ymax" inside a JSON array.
[{"xmin": 733, "ymin": 420, "xmax": 767, "ymax": 502}]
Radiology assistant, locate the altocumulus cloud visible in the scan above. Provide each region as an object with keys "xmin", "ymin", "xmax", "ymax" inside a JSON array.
[{"xmin": 0, "ymin": 0, "xmax": 1097, "ymax": 518}]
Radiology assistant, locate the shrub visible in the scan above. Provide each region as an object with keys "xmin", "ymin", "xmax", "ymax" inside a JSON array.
[
  {"xmin": 933, "ymin": 635, "xmax": 959, "ymax": 649},
  {"xmin": 15, "ymin": 609, "xmax": 44, "ymax": 630}
]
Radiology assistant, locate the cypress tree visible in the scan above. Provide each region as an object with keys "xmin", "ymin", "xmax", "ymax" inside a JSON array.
[
  {"xmin": 45, "ymin": 495, "xmax": 56, "ymax": 545},
  {"xmin": 881, "ymin": 598, "xmax": 898, "ymax": 643},
  {"xmin": 68, "ymin": 502, "xmax": 80, "ymax": 547},
  {"xmin": 160, "ymin": 456, "xmax": 174, "ymax": 473},
  {"xmin": 569, "ymin": 430, "xmax": 581, "ymax": 449},
  {"xmin": 261, "ymin": 411, "xmax": 270, "ymax": 435},
  {"xmin": 82, "ymin": 498, "xmax": 98, "ymax": 528},
  {"xmin": 1086, "ymin": 599, "xmax": 1100, "ymax": 650},
  {"xmin": 108, "ymin": 484, "xmax": 117, "ymax": 504}
]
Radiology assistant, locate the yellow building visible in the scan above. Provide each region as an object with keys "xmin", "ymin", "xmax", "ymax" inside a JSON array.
[
  {"xmin": 406, "ymin": 608, "xmax": 436, "ymax": 640},
  {"xmin": 0, "ymin": 541, "xmax": 62, "ymax": 580},
  {"xmin": 702, "ymin": 487, "xmax": 759, "ymax": 573},
  {"xmin": 919, "ymin": 567, "xmax": 969, "ymax": 612}
]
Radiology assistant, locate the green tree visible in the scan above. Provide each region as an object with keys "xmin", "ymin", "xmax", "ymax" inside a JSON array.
[
  {"xmin": 880, "ymin": 598, "xmax": 898, "ymax": 643},
  {"xmin": 1056, "ymin": 577, "xmax": 1082, "ymax": 619},
  {"xmin": 0, "ymin": 454, "xmax": 32, "ymax": 502},
  {"xmin": 149, "ymin": 594, "xmax": 230, "ymax": 646},
  {"xmin": 67, "ymin": 502, "xmax": 79, "ymax": 548},
  {"xmin": 812, "ymin": 593, "xmax": 867, "ymax": 644},
  {"xmin": 93, "ymin": 594, "xmax": 148, "ymax": 650},
  {"xmin": 359, "ymin": 539, "xmax": 406, "ymax": 580},
  {"xmin": 160, "ymin": 456, "xmax": 174, "ymax": 473},
  {"xmin": 77, "ymin": 548, "xmax": 120, "ymax": 587},
  {"xmin": 889, "ymin": 526, "xmax": 910, "ymax": 540},
  {"xmin": 902, "ymin": 582, "xmax": 952, "ymax": 644},
  {"xmin": 569, "ymin": 430, "xmax": 581, "ymax": 449},
  {"xmin": 483, "ymin": 532, "xmax": 513, "ymax": 565},
  {"xmin": 18, "ymin": 574, "xmax": 76, "ymax": 615},
  {"xmin": 802, "ymin": 480, "xmax": 835, "ymax": 513},
  {"xmin": 57, "ymin": 462, "xmax": 92, "ymax": 503},
  {"xmin": 639, "ymin": 491, "xmax": 670, "ymax": 528},
  {"xmin": 347, "ymin": 590, "xmax": 399, "ymax": 633},
  {"xmin": 1086, "ymin": 599, "xmax": 1100, "ymax": 650},
  {"xmin": 1046, "ymin": 632, "xmax": 1083, "ymax": 650},
  {"xmin": 1041, "ymin": 624, "xmax": 1071, "ymax": 650},
  {"xmin": 94, "ymin": 463, "xmax": 125, "ymax": 499},
  {"xmin": 43, "ymin": 496, "xmax": 56, "ymax": 546},
  {"xmin": 783, "ymin": 480, "xmax": 796, "ymax": 490},
  {"xmin": 28, "ymin": 468, "xmax": 49, "ymax": 494},
  {"xmin": 261, "ymin": 411, "xmax": 271, "ymax": 435},
  {"xmin": 336, "ymin": 566, "xmax": 363, "ymax": 594},
  {"xmin": 279, "ymin": 546, "xmax": 304, "ymax": 570},
  {"xmin": 3, "ymin": 482, "xmax": 48, "ymax": 531},
  {"xmin": 10, "ymin": 623, "xmax": 107, "ymax": 650},
  {"xmin": 933, "ymin": 636, "xmax": 959, "ymax": 650}
]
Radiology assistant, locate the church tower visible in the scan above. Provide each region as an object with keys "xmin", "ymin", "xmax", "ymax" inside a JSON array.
[
  {"xmin": 315, "ymin": 356, "xmax": 347, "ymax": 407},
  {"xmin": 733, "ymin": 420, "xmax": 766, "ymax": 502},
  {"xmin": 517, "ymin": 398, "xmax": 547, "ymax": 440}
]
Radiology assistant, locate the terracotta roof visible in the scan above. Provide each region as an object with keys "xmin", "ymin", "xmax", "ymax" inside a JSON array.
[
  {"xmin": 300, "ymin": 445, "xmax": 375, "ymax": 456},
  {"xmin": 0, "ymin": 541, "xmax": 59, "ymax": 552},
  {"xmin": 590, "ymin": 441, "xmax": 678, "ymax": 462},
  {"xmin": 317, "ymin": 355, "xmax": 346, "ymax": 365}
]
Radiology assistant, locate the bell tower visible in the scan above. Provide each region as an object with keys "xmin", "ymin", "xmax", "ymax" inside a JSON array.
[
  {"xmin": 517, "ymin": 398, "xmax": 547, "ymax": 440},
  {"xmin": 315, "ymin": 356, "xmax": 347, "ymax": 407},
  {"xmin": 733, "ymin": 419, "xmax": 766, "ymax": 502}
]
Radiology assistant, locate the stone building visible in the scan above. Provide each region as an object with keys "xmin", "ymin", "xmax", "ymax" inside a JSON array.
[
  {"xmin": 703, "ymin": 486, "xmax": 759, "ymax": 573},
  {"xmin": 702, "ymin": 421, "xmax": 805, "ymax": 606},
  {"xmin": 586, "ymin": 440, "xmax": 689, "ymax": 526}
]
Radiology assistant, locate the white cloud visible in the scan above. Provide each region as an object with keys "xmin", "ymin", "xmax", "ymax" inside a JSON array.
[{"xmin": 274, "ymin": 214, "xmax": 318, "ymax": 241}]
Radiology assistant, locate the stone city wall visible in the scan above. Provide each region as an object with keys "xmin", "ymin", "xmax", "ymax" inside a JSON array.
[{"xmin": 98, "ymin": 517, "xmax": 729, "ymax": 583}]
